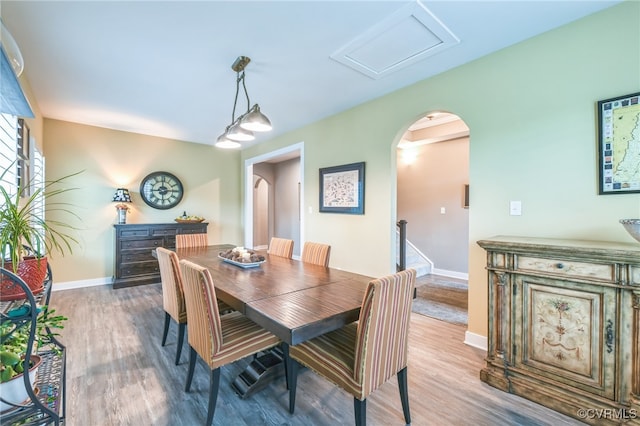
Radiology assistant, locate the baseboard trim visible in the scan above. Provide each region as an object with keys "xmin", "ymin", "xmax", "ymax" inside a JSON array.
[
  {"xmin": 52, "ymin": 277, "xmax": 113, "ymax": 292},
  {"xmin": 432, "ymin": 268, "xmax": 469, "ymax": 280},
  {"xmin": 464, "ymin": 331, "xmax": 487, "ymax": 351}
]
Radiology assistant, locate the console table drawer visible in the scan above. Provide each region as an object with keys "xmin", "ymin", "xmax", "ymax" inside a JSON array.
[
  {"xmin": 120, "ymin": 250, "xmax": 156, "ymax": 263},
  {"xmin": 151, "ymin": 228, "xmax": 178, "ymax": 237},
  {"xmin": 516, "ymin": 256, "xmax": 614, "ymax": 282},
  {"xmin": 118, "ymin": 261, "xmax": 159, "ymax": 278},
  {"xmin": 120, "ymin": 238, "xmax": 163, "ymax": 250},
  {"xmin": 119, "ymin": 228, "xmax": 150, "ymax": 238}
]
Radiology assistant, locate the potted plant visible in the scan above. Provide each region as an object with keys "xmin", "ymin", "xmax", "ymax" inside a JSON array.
[
  {"xmin": 0, "ymin": 163, "xmax": 81, "ymax": 300},
  {"xmin": 0, "ymin": 287, "xmax": 67, "ymax": 412}
]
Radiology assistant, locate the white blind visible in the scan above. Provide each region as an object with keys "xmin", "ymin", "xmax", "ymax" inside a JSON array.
[
  {"xmin": 0, "ymin": 113, "xmax": 17, "ymax": 194},
  {"xmin": 32, "ymin": 147, "xmax": 45, "ymax": 255}
]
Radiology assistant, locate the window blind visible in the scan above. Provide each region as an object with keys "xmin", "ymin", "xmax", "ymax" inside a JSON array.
[{"xmin": 0, "ymin": 113, "xmax": 17, "ymax": 194}]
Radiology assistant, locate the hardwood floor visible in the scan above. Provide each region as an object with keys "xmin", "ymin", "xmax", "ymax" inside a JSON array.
[
  {"xmin": 413, "ymin": 274, "xmax": 468, "ymax": 325},
  {"xmin": 50, "ymin": 283, "xmax": 585, "ymax": 425},
  {"xmin": 414, "ymin": 274, "xmax": 468, "ymax": 311}
]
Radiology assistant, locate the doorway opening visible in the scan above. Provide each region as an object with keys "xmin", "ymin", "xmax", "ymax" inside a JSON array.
[
  {"xmin": 244, "ymin": 142, "xmax": 304, "ymax": 257},
  {"xmin": 396, "ymin": 112, "xmax": 469, "ymax": 325}
]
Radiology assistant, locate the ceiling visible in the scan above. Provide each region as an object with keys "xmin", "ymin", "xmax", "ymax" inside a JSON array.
[{"xmin": 1, "ymin": 0, "xmax": 621, "ymax": 149}]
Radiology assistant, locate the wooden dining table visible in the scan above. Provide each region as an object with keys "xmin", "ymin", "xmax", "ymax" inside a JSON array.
[{"xmin": 173, "ymin": 244, "xmax": 373, "ymax": 346}]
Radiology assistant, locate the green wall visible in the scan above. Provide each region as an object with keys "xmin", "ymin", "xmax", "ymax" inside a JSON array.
[
  {"xmin": 242, "ymin": 2, "xmax": 640, "ymax": 337},
  {"xmin": 43, "ymin": 119, "xmax": 243, "ymax": 283}
]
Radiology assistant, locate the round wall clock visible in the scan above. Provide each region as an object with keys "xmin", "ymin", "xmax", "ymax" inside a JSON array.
[{"xmin": 139, "ymin": 171, "xmax": 184, "ymax": 210}]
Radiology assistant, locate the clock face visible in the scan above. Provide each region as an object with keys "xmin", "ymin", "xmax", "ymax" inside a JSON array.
[{"xmin": 139, "ymin": 171, "xmax": 184, "ymax": 210}]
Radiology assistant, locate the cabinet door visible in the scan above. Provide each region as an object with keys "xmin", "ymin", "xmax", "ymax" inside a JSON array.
[{"xmin": 514, "ymin": 275, "xmax": 617, "ymax": 399}]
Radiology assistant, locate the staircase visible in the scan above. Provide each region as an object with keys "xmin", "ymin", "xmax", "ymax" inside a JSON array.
[{"xmin": 396, "ymin": 229, "xmax": 432, "ymax": 277}]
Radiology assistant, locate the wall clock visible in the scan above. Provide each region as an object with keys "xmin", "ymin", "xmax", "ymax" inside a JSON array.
[{"xmin": 139, "ymin": 171, "xmax": 184, "ymax": 210}]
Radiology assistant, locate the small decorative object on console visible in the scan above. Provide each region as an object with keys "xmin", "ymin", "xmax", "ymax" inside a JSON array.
[
  {"xmin": 620, "ymin": 218, "xmax": 640, "ymax": 243},
  {"xmin": 175, "ymin": 211, "xmax": 204, "ymax": 223}
]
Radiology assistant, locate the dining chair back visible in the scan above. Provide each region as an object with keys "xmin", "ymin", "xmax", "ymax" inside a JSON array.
[
  {"xmin": 180, "ymin": 259, "xmax": 281, "ymax": 426},
  {"xmin": 156, "ymin": 247, "xmax": 188, "ymax": 365},
  {"xmin": 300, "ymin": 242, "xmax": 331, "ymax": 267},
  {"xmin": 176, "ymin": 233, "xmax": 208, "ymax": 248},
  {"xmin": 267, "ymin": 237, "xmax": 294, "ymax": 259},
  {"xmin": 288, "ymin": 268, "xmax": 417, "ymax": 426}
]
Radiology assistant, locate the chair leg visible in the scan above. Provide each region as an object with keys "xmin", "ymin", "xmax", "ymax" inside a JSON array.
[
  {"xmin": 354, "ymin": 397, "xmax": 366, "ymax": 426},
  {"xmin": 161, "ymin": 312, "xmax": 170, "ymax": 346},
  {"xmin": 397, "ymin": 367, "xmax": 411, "ymax": 424},
  {"xmin": 206, "ymin": 368, "xmax": 221, "ymax": 426},
  {"xmin": 185, "ymin": 347, "xmax": 197, "ymax": 392},
  {"xmin": 288, "ymin": 358, "xmax": 300, "ymax": 414},
  {"xmin": 175, "ymin": 322, "xmax": 186, "ymax": 365}
]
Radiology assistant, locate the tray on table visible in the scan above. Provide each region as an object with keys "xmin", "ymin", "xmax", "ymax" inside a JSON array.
[{"xmin": 218, "ymin": 255, "xmax": 265, "ymax": 269}]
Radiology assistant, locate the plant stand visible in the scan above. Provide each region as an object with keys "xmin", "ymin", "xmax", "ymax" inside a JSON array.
[{"xmin": 0, "ymin": 267, "xmax": 66, "ymax": 425}]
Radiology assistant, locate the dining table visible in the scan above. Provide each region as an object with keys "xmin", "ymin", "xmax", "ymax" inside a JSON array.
[{"xmin": 173, "ymin": 244, "xmax": 373, "ymax": 346}]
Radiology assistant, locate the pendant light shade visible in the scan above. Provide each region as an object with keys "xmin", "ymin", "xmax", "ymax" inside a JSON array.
[
  {"xmin": 214, "ymin": 56, "xmax": 272, "ymax": 149},
  {"xmin": 214, "ymin": 133, "xmax": 241, "ymax": 149},
  {"xmin": 240, "ymin": 104, "xmax": 272, "ymax": 132},
  {"xmin": 226, "ymin": 122, "xmax": 255, "ymax": 141}
]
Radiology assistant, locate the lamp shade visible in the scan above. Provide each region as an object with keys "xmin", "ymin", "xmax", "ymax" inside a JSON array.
[
  {"xmin": 112, "ymin": 188, "xmax": 131, "ymax": 203},
  {"xmin": 215, "ymin": 133, "xmax": 241, "ymax": 149},
  {"xmin": 240, "ymin": 104, "xmax": 272, "ymax": 132},
  {"xmin": 226, "ymin": 122, "xmax": 255, "ymax": 142}
]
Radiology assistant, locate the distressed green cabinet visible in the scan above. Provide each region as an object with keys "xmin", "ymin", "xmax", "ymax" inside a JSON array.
[{"xmin": 478, "ymin": 236, "xmax": 640, "ymax": 425}]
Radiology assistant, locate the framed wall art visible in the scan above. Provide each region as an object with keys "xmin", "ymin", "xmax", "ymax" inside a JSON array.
[
  {"xmin": 319, "ymin": 161, "xmax": 365, "ymax": 214},
  {"xmin": 596, "ymin": 92, "xmax": 640, "ymax": 194}
]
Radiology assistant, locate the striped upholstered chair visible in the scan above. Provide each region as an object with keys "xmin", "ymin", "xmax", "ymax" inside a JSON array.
[
  {"xmin": 180, "ymin": 260, "xmax": 281, "ymax": 426},
  {"xmin": 156, "ymin": 247, "xmax": 188, "ymax": 365},
  {"xmin": 288, "ymin": 268, "xmax": 417, "ymax": 426},
  {"xmin": 176, "ymin": 233, "xmax": 208, "ymax": 248},
  {"xmin": 267, "ymin": 237, "xmax": 294, "ymax": 259},
  {"xmin": 300, "ymin": 242, "xmax": 331, "ymax": 267},
  {"xmin": 175, "ymin": 233, "xmax": 234, "ymax": 314}
]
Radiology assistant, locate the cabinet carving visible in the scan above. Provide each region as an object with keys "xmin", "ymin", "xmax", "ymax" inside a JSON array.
[
  {"xmin": 113, "ymin": 223, "xmax": 207, "ymax": 289},
  {"xmin": 478, "ymin": 236, "xmax": 640, "ymax": 425}
]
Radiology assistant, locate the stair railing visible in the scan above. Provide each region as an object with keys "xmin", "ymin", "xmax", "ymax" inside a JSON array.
[{"xmin": 397, "ymin": 219, "xmax": 407, "ymax": 272}]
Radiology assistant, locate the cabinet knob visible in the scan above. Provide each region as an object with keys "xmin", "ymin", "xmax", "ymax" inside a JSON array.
[
  {"xmin": 154, "ymin": 241, "xmax": 159, "ymax": 246},
  {"xmin": 555, "ymin": 263, "xmax": 564, "ymax": 269}
]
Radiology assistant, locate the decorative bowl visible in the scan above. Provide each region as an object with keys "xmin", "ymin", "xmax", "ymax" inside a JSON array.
[
  {"xmin": 620, "ymin": 219, "xmax": 640, "ymax": 243},
  {"xmin": 175, "ymin": 218, "xmax": 204, "ymax": 224}
]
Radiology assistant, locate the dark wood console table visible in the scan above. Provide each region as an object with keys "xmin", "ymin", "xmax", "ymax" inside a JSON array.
[{"xmin": 113, "ymin": 222, "xmax": 207, "ymax": 289}]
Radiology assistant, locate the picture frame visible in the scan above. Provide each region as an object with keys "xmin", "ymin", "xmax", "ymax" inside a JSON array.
[
  {"xmin": 319, "ymin": 161, "xmax": 365, "ymax": 214},
  {"xmin": 596, "ymin": 92, "xmax": 640, "ymax": 194}
]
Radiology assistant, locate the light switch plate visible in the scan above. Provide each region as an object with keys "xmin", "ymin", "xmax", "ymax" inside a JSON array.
[{"xmin": 510, "ymin": 201, "xmax": 522, "ymax": 216}]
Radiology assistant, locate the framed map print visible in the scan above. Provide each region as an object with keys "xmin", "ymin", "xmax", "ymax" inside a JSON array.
[
  {"xmin": 597, "ymin": 92, "xmax": 640, "ymax": 194},
  {"xmin": 319, "ymin": 162, "xmax": 365, "ymax": 214}
]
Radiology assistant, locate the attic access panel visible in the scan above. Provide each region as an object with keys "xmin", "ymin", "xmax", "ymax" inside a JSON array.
[{"xmin": 330, "ymin": 0, "xmax": 459, "ymax": 79}]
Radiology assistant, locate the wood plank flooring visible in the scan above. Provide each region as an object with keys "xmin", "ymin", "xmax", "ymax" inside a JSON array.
[
  {"xmin": 413, "ymin": 274, "xmax": 468, "ymax": 325},
  {"xmin": 49, "ymin": 283, "xmax": 585, "ymax": 425}
]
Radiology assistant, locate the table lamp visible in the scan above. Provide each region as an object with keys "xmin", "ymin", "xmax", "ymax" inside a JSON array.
[{"xmin": 112, "ymin": 188, "xmax": 132, "ymax": 224}]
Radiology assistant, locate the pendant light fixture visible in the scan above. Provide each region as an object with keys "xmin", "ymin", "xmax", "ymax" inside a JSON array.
[{"xmin": 215, "ymin": 56, "xmax": 272, "ymax": 149}]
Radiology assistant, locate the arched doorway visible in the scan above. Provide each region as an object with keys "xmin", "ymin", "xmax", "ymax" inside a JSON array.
[
  {"xmin": 396, "ymin": 111, "xmax": 470, "ymax": 325},
  {"xmin": 253, "ymin": 176, "xmax": 270, "ymax": 249}
]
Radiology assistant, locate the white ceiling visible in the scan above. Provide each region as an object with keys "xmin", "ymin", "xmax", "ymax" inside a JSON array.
[{"xmin": 1, "ymin": 0, "xmax": 621, "ymax": 148}]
